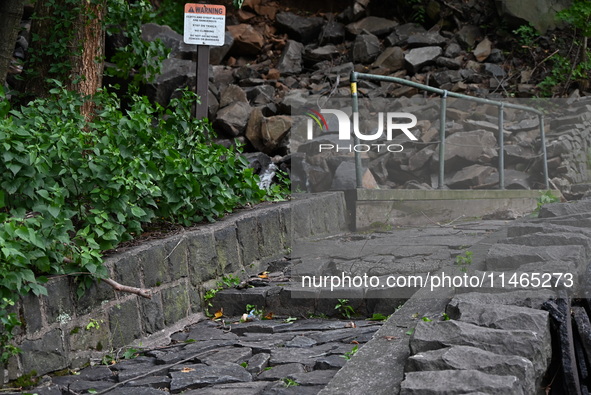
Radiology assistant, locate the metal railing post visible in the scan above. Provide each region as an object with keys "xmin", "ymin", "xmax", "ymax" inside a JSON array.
[
  {"xmin": 539, "ymin": 114, "xmax": 550, "ymax": 189},
  {"xmin": 438, "ymin": 91, "xmax": 448, "ymax": 189},
  {"xmin": 498, "ymin": 103, "xmax": 505, "ymax": 190},
  {"xmin": 348, "ymin": 72, "xmax": 550, "ymax": 190},
  {"xmin": 350, "ymin": 71, "xmax": 363, "ymax": 188}
]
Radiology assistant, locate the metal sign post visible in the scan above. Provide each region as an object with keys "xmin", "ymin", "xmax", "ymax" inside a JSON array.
[{"xmin": 183, "ymin": 3, "xmax": 226, "ymax": 119}]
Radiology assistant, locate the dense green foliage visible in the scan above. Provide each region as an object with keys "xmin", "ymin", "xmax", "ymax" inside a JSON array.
[
  {"xmin": 105, "ymin": 0, "xmax": 170, "ymax": 92},
  {"xmin": 0, "ymin": 84, "xmax": 267, "ymax": 361}
]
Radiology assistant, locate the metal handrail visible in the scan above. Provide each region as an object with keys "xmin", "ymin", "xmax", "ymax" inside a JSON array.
[{"xmin": 350, "ymin": 71, "xmax": 549, "ymax": 190}]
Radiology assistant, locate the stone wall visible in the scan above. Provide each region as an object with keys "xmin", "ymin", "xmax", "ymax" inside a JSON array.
[
  {"xmin": 7, "ymin": 192, "xmax": 348, "ymax": 379},
  {"xmin": 546, "ymin": 97, "xmax": 591, "ymax": 198}
]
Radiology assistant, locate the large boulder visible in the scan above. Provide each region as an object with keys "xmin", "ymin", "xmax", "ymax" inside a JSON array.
[
  {"xmin": 275, "ymin": 12, "xmax": 324, "ymax": 44},
  {"xmin": 352, "ymin": 34, "xmax": 381, "ymax": 64},
  {"xmin": 227, "ymin": 24, "xmax": 264, "ymax": 56},
  {"xmin": 495, "ymin": 0, "xmax": 572, "ymax": 33},
  {"xmin": 433, "ymin": 130, "xmax": 499, "ymax": 172},
  {"xmin": 246, "ymin": 108, "xmax": 291, "ymax": 155},
  {"xmin": 346, "ymin": 16, "xmax": 397, "ymax": 37},
  {"xmin": 277, "ymin": 40, "xmax": 304, "ymax": 75},
  {"xmin": 215, "ymin": 101, "xmax": 251, "ymax": 137},
  {"xmin": 405, "ymin": 46, "xmax": 442, "ymax": 73}
]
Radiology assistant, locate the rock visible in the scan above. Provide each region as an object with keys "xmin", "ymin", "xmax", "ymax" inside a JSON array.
[
  {"xmin": 448, "ymin": 164, "xmax": 497, "ymax": 189},
  {"xmin": 320, "ymin": 19, "xmax": 346, "ymax": 45},
  {"xmin": 447, "ymin": 301, "xmax": 550, "ymax": 341},
  {"xmin": 487, "ymin": 48, "xmax": 505, "ymax": 63},
  {"xmin": 410, "ymin": 320, "xmax": 551, "ymax": 377},
  {"xmin": 227, "ymin": 24, "xmax": 264, "ymax": 56},
  {"xmin": 20, "ymin": 329, "xmax": 69, "ymax": 376},
  {"xmin": 405, "ymin": 346, "xmax": 535, "ymax": 393},
  {"xmin": 372, "ymin": 47, "xmax": 405, "ymax": 71},
  {"xmin": 538, "ymin": 200, "xmax": 591, "ymax": 218},
  {"xmin": 141, "ymin": 23, "xmax": 193, "ymax": 59},
  {"xmin": 407, "ymin": 32, "xmax": 447, "ymax": 48},
  {"xmin": 314, "ymin": 355, "xmax": 346, "ymax": 370},
  {"xmin": 486, "ymin": 243, "xmax": 585, "ymax": 271},
  {"xmin": 408, "ymin": 146, "xmax": 435, "ymax": 171},
  {"xmin": 331, "ymin": 161, "xmax": 378, "ymax": 190},
  {"xmin": 246, "ymin": 352, "xmax": 270, "ymax": 374},
  {"xmin": 275, "ymin": 12, "xmax": 324, "ymax": 44},
  {"xmin": 400, "ymin": 370, "xmax": 524, "ymax": 395},
  {"xmin": 277, "ymin": 40, "xmax": 304, "ymax": 75},
  {"xmin": 169, "ymin": 363, "xmax": 251, "ymax": 392},
  {"xmin": 214, "ymin": 101, "xmax": 251, "ymax": 137},
  {"xmin": 246, "ymin": 109, "xmax": 291, "ymax": 155},
  {"xmin": 352, "ymin": 34, "xmax": 381, "ymax": 64},
  {"xmin": 444, "ymin": 43, "xmax": 462, "ymax": 58},
  {"xmin": 286, "ymin": 335, "xmax": 318, "ymax": 348},
  {"xmin": 449, "ymin": 290, "xmax": 558, "ymax": 310},
  {"xmin": 435, "ymin": 57, "xmax": 462, "ymax": 70},
  {"xmin": 504, "ymin": 232, "xmax": 591, "ymax": 256},
  {"xmin": 219, "ymin": 84, "xmax": 248, "ymax": 108},
  {"xmin": 474, "ymin": 37, "xmax": 492, "ymax": 62},
  {"xmin": 287, "ymin": 370, "xmax": 337, "ymax": 386},
  {"xmin": 496, "ymin": 0, "xmax": 572, "ymax": 33},
  {"xmin": 484, "ymin": 63, "xmax": 506, "ymax": 78},
  {"xmin": 305, "ymin": 45, "xmax": 340, "ymax": 63},
  {"xmin": 456, "ymin": 25, "xmax": 482, "ymax": 48},
  {"xmin": 146, "ymin": 58, "xmax": 195, "ymax": 106},
  {"xmin": 385, "ymin": 23, "xmax": 426, "ymax": 47},
  {"xmin": 431, "ymin": 70, "xmax": 462, "ymax": 87},
  {"xmin": 244, "ymin": 85, "xmax": 275, "ymax": 105},
  {"xmin": 433, "ymin": 131, "xmax": 498, "ymax": 170},
  {"xmin": 256, "ymin": 362, "xmax": 306, "ymax": 380},
  {"xmin": 404, "ymin": 46, "xmax": 442, "ymax": 73},
  {"xmin": 346, "ymin": 16, "xmax": 397, "ymax": 37},
  {"xmin": 492, "ymin": 169, "xmax": 531, "ymax": 190}
]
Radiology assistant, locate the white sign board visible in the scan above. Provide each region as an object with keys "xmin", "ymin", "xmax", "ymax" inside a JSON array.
[{"xmin": 183, "ymin": 3, "xmax": 226, "ymax": 46}]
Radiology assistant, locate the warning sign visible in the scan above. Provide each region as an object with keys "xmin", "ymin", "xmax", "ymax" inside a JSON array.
[{"xmin": 183, "ymin": 3, "xmax": 226, "ymax": 46}]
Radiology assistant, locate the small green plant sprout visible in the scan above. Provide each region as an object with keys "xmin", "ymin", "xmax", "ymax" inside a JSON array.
[
  {"xmin": 122, "ymin": 347, "xmax": 140, "ymax": 360},
  {"xmin": 442, "ymin": 312, "xmax": 451, "ymax": 321},
  {"xmin": 335, "ymin": 299, "xmax": 355, "ymax": 319},
  {"xmin": 421, "ymin": 316, "xmax": 433, "ymax": 322},
  {"xmin": 217, "ymin": 274, "xmax": 241, "ymax": 289},
  {"xmin": 533, "ymin": 190, "xmax": 560, "ymax": 215},
  {"xmin": 86, "ymin": 318, "xmax": 103, "ymax": 331},
  {"xmin": 240, "ymin": 361, "xmax": 248, "ymax": 368},
  {"xmin": 342, "ymin": 345, "xmax": 359, "ymax": 360},
  {"xmin": 405, "ymin": 328, "xmax": 415, "ymax": 336},
  {"xmin": 455, "ymin": 250, "xmax": 473, "ymax": 272},
  {"xmin": 283, "ymin": 378, "xmax": 300, "ymax": 387},
  {"xmin": 367, "ymin": 313, "xmax": 389, "ymax": 321},
  {"xmin": 283, "ymin": 316, "xmax": 298, "ymax": 323}
]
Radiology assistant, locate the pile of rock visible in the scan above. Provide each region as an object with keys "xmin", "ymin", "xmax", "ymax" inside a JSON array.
[{"xmin": 136, "ymin": 0, "xmax": 590, "ymax": 194}]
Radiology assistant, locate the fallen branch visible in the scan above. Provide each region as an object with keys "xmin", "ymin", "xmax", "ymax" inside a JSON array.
[
  {"xmin": 102, "ymin": 278, "xmax": 152, "ymax": 299},
  {"xmin": 62, "ymin": 257, "xmax": 152, "ymax": 299}
]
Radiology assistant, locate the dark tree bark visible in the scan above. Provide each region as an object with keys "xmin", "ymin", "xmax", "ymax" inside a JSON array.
[
  {"xmin": 24, "ymin": 0, "xmax": 106, "ymax": 111},
  {"xmin": 0, "ymin": 0, "xmax": 24, "ymax": 89}
]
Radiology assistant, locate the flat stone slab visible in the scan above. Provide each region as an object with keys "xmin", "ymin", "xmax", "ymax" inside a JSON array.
[
  {"xmin": 410, "ymin": 320, "xmax": 551, "ymax": 377},
  {"xmin": 399, "ymin": 370, "xmax": 524, "ymax": 394},
  {"xmin": 169, "ymin": 363, "xmax": 252, "ymax": 393},
  {"xmin": 405, "ymin": 346, "xmax": 535, "ymax": 392},
  {"xmin": 486, "ymin": 244, "xmax": 585, "ymax": 270}
]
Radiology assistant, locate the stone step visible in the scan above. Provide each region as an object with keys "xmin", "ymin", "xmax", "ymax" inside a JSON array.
[{"xmin": 399, "ymin": 370, "xmax": 524, "ymax": 395}]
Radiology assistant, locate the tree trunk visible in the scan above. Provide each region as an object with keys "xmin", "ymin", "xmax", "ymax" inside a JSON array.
[
  {"xmin": 70, "ymin": 0, "xmax": 106, "ymax": 118},
  {"xmin": 0, "ymin": 0, "xmax": 24, "ymax": 89},
  {"xmin": 24, "ymin": 0, "xmax": 106, "ymax": 109}
]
